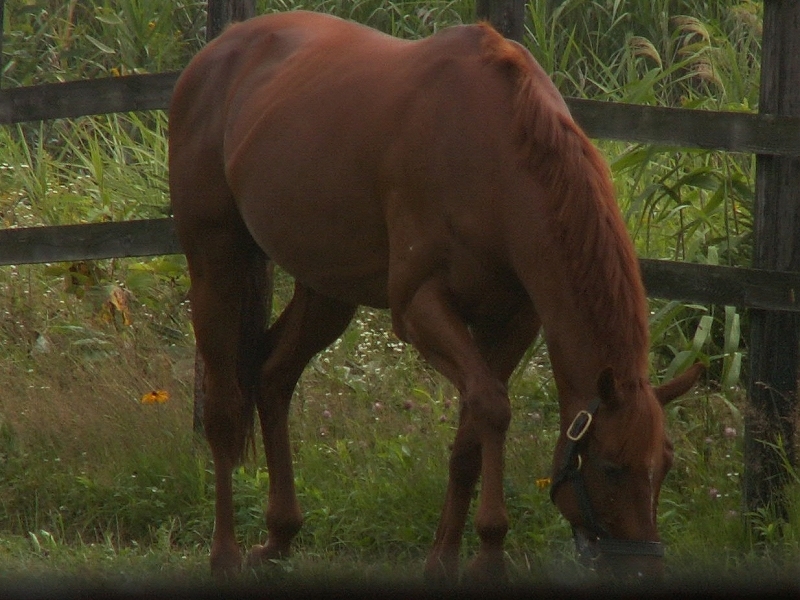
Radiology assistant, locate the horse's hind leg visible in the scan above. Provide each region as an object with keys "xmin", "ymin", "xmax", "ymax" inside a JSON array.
[
  {"xmin": 245, "ymin": 282, "xmax": 356, "ymax": 568},
  {"xmin": 179, "ymin": 224, "xmax": 268, "ymax": 578}
]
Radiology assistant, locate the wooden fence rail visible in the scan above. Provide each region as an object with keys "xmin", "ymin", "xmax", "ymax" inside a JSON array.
[
  {"xmin": 2, "ymin": 73, "xmax": 800, "ymax": 156},
  {"xmin": 3, "ymin": 218, "xmax": 800, "ymax": 314},
  {"xmin": 2, "ymin": 72, "xmax": 800, "ymax": 314}
]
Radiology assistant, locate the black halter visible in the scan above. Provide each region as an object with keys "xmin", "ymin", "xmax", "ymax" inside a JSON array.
[{"xmin": 549, "ymin": 399, "xmax": 665, "ymax": 561}]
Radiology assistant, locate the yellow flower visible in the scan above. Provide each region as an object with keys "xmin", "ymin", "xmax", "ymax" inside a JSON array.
[
  {"xmin": 148, "ymin": 20, "xmax": 156, "ymax": 30},
  {"xmin": 535, "ymin": 477, "xmax": 552, "ymax": 490},
  {"xmin": 141, "ymin": 390, "xmax": 169, "ymax": 404},
  {"xmin": 110, "ymin": 67, "xmax": 121, "ymax": 77}
]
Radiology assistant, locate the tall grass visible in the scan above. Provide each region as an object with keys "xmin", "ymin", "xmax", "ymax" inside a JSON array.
[
  {"xmin": 0, "ymin": 0, "xmax": 796, "ymax": 586},
  {"xmin": 2, "ymin": 0, "xmax": 206, "ymax": 85}
]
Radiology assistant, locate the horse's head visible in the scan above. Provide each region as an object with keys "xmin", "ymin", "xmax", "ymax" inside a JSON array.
[{"xmin": 550, "ymin": 363, "xmax": 703, "ymax": 579}]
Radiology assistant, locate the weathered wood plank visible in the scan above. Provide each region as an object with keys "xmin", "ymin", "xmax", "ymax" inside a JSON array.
[
  {"xmin": 566, "ymin": 98, "xmax": 800, "ymax": 157},
  {"xmin": 3, "ymin": 219, "xmax": 800, "ymax": 314},
  {"xmin": 0, "ymin": 219, "xmax": 181, "ymax": 265},
  {"xmin": 0, "ymin": 72, "xmax": 178, "ymax": 124},
  {"xmin": 639, "ymin": 258, "xmax": 800, "ymax": 313},
  {"xmin": 0, "ymin": 70, "xmax": 799, "ymax": 158}
]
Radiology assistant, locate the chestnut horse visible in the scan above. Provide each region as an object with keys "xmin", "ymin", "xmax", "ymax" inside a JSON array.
[{"xmin": 169, "ymin": 11, "xmax": 701, "ymax": 582}]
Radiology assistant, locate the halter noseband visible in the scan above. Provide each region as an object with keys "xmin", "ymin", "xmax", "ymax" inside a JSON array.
[{"xmin": 549, "ymin": 398, "xmax": 665, "ymax": 561}]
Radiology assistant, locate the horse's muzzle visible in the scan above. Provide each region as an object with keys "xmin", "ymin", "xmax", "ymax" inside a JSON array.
[{"xmin": 573, "ymin": 528, "xmax": 665, "ymax": 580}]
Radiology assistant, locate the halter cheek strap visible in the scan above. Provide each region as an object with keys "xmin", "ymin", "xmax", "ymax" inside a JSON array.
[{"xmin": 549, "ymin": 398, "xmax": 665, "ymax": 560}]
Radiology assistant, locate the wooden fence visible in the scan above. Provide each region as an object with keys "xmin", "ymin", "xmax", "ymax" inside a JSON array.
[{"xmin": 1, "ymin": 0, "xmax": 799, "ymax": 515}]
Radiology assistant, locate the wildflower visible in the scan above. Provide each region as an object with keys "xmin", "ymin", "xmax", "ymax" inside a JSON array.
[
  {"xmin": 148, "ymin": 20, "xmax": 156, "ymax": 30},
  {"xmin": 141, "ymin": 390, "xmax": 169, "ymax": 404},
  {"xmin": 322, "ymin": 409, "xmax": 332, "ymax": 419},
  {"xmin": 536, "ymin": 478, "xmax": 552, "ymax": 490},
  {"xmin": 724, "ymin": 427, "xmax": 737, "ymax": 439},
  {"xmin": 105, "ymin": 285, "xmax": 132, "ymax": 326}
]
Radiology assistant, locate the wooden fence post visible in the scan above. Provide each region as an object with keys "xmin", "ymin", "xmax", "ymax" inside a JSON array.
[
  {"xmin": 206, "ymin": 0, "xmax": 256, "ymax": 40},
  {"xmin": 192, "ymin": 0, "xmax": 258, "ymax": 434},
  {"xmin": 0, "ymin": 0, "xmax": 5, "ymax": 85},
  {"xmin": 475, "ymin": 0, "xmax": 525, "ymax": 42},
  {"xmin": 744, "ymin": 0, "xmax": 800, "ymax": 520}
]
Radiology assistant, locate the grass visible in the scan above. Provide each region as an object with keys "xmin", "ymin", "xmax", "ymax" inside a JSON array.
[
  {"xmin": 0, "ymin": 281, "xmax": 790, "ymax": 586},
  {"xmin": 1, "ymin": 0, "xmax": 798, "ymax": 590}
]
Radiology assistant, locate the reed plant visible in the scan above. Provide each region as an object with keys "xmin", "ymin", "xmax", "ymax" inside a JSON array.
[{"xmin": 0, "ymin": 0, "xmax": 795, "ymax": 587}]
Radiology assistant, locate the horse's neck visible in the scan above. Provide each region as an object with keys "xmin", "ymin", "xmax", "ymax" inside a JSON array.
[
  {"xmin": 529, "ymin": 264, "xmax": 650, "ymax": 413},
  {"xmin": 501, "ymin": 70, "xmax": 651, "ymax": 407},
  {"xmin": 541, "ymin": 306, "xmax": 608, "ymax": 403}
]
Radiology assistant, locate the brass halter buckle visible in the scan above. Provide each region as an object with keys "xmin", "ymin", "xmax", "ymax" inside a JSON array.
[{"xmin": 566, "ymin": 410, "xmax": 593, "ymax": 442}]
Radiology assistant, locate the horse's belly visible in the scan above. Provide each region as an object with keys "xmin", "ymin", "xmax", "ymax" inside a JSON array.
[{"xmin": 239, "ymin": 194, "xmax": 391, "ymax": 308}]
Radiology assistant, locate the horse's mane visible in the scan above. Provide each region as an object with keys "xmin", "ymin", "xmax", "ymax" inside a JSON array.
[{"xmin": 479, "ymin": 25, "xmax": 650, "ymax": 383}]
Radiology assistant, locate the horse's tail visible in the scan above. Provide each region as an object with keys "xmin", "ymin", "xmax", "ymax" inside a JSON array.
[{"xmin": 234, "ymin": 252, "xmax": 274, "ymax": 464}]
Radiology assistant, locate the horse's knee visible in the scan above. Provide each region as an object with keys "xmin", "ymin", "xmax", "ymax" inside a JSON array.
[{"xmin": 465, "ymin": 381, "xmax": 512, "ymax": 435}]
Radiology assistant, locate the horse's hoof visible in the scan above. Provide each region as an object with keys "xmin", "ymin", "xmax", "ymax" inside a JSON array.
[
  {"xmin": 245, "ymin": 544, "xmax": 269, "ymax": 569},
  {"xmin": 423, "ymin": 554, "xmax": 459, "ymax": 587},
  {"xmin": 245, "ymin": 543, "xmax": 289, "ymax": 570},
  {"xmin": 463, "ymin": 553, "xmax": 507, "ymax": 586},
  {"xmin": 210, "ymin": 549, "xmax": 243, "ymax": 580}
]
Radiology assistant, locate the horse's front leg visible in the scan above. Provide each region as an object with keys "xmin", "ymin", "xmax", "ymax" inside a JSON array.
[
  {"xmin": 208, "ymin": 442, "xmax": 242, "ymax": 576},
  {"xmin": 466, "ymin": 306, "xmax": 540, "ymax": 582},
  {"xmin": 393, "ymin": 279, "xmax": 531, "ymax": 584},
  {"xmin": 425, "ymin": 408, "xmax": 482, "ymax": 582}
]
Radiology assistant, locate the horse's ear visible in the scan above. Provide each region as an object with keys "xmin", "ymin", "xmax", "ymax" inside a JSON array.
[
  {"xmin": 654, "ymin": 362, "xmax": 704, "ymax": 406},
  {"xmin": 597, "ymin": 366, "xmax": 619, "ymax": 409}
]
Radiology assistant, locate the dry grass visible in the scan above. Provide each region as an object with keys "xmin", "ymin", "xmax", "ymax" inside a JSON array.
[{"xmin": 0, "ymin": 343, "xmax": 193, "ymax": 464}]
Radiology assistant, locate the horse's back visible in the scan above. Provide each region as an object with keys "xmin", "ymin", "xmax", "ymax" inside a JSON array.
[{"xmin": 170, "ymin": 12, "xmax": 377, "ymax": 153}]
